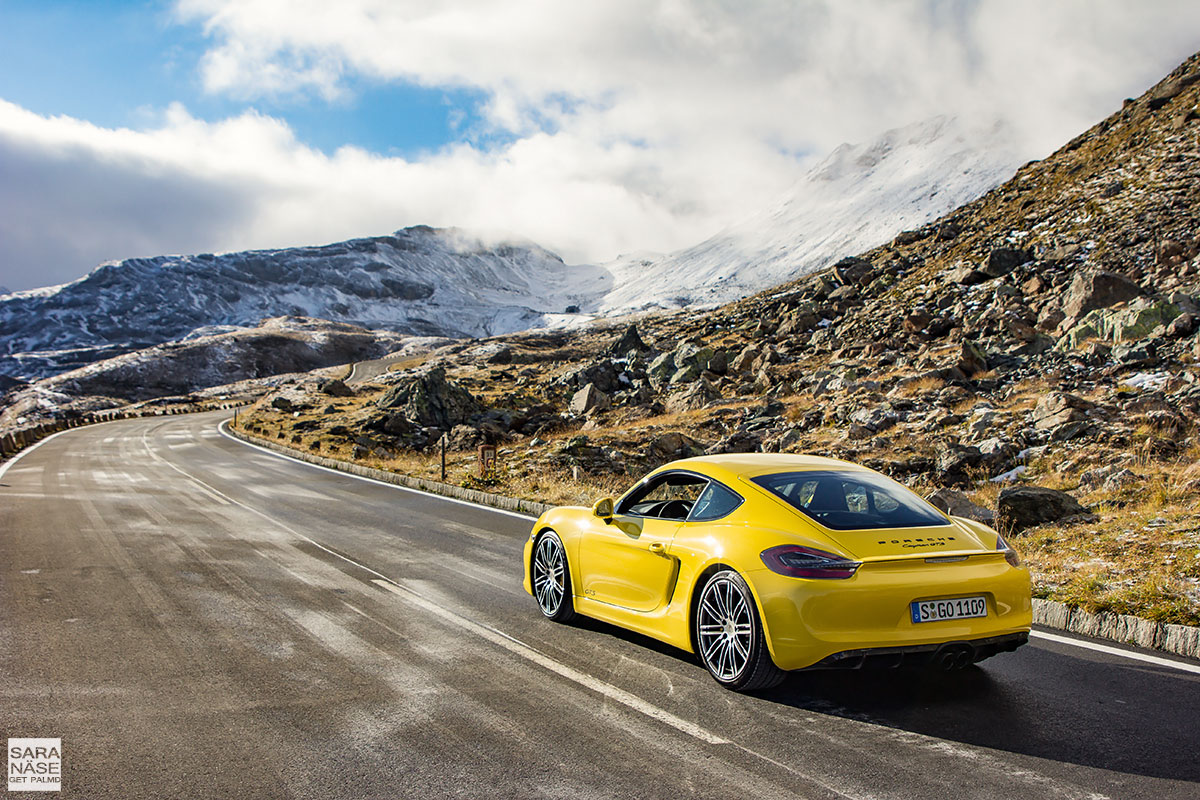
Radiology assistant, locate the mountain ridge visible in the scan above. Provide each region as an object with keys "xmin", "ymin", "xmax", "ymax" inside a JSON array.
[{"xmin": 0, "ymin": 116, "xmax": 1023, "ymax": 384}]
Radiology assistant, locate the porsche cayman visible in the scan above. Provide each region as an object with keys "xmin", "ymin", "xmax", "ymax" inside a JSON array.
[{"xmin": 523, "ymin": 453, "xmax": 1031, "ymax": 691}]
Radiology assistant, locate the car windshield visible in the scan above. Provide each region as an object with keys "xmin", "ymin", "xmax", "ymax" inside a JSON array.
[{"xmin": 752, "ymin": 470, "xmax": 950, "ymax": 530}]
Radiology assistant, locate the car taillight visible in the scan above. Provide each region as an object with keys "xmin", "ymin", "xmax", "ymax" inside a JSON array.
[
  {"xmin": 761, "ymin": 545, "xmax": 861, "ymax": 579},
  {"xmin": 996, "ymin": 533, "xmax": 1021, "ymax": 568}
]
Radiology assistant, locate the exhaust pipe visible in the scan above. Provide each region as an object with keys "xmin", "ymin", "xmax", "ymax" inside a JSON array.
[{"xmin": 934, "ymin": 642, "xmax": 975, "ymax": 671}]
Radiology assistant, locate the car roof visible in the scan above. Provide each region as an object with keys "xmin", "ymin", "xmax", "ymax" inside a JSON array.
[{"xmin": 664, "ymin": 453, "xmax": 875, "ymax": 482}]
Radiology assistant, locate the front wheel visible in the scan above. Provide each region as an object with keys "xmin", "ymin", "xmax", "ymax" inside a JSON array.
[
  {"xmin": 532, "ymin": 531, "xmax": 576, "ymax": 622},
  {"xmin": 695, "ymin": 570, "xmax": 784, "ymax": 691}
]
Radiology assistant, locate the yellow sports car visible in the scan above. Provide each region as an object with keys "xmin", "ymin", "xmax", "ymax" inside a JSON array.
[{"xmin": 523, "ymin": 454, "xmax": 1031, "ymax": 691}]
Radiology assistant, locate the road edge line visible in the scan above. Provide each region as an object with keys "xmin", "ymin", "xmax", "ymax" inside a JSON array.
[
  {"xmin": 219, "ymin": 419, "xmax": 547, "ymax": 521},
  {"xmin": 0, "ymin": 427, "xmax": 76, "ymax": 482},
  {"xmin": 217, "ymin": 418, "xmax": 1200, "ymax": 668},
  {"xmin": 1030, "ymin": 630, "xmax": 1200, "ymax": 675}
]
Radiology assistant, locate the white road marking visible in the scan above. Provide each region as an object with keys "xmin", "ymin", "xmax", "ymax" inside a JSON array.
[
  {"xmin": 124, "ymin": 439, "xmax": 740, "ymax": 749},
  {"xmin": 218, "ymin": 419, "xmax": 539, "ymax": 521},
  {"xmin": 214, "ymin": 419, "xmax": 1200, "ymax": 675},
  {"xmin": 369, "ymin": 578, "xmax": 730, "ymax": 745},
  {"xmin": 1031, "ymin": 630, "xmax": 1200, "ymax": 675}
]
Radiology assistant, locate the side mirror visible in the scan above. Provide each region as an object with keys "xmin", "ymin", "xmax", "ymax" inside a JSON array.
[{"xmin": 592, "ymin": 497, "xmax": 615, "ymax": 522}]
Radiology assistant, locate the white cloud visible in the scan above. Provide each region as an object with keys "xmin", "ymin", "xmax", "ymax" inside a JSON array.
[
  {"xmin": 0, "ymin": 99, "xmax": 701, "ymax": 291},
  {"xmin": 2, "ymin": 1, "xmax": 1200, "ymax": 291},
  {"xmin": 176, "ymin": 0, "xmax": 1200, "ymax": 155}
]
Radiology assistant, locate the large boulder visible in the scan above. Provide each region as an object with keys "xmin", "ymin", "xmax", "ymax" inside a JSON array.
[
  {"xmin": 704, "ymin": 430, "xmax": 763, "ymax": 455},
  {"xmin": 1058, "ymin": 297, "xmax": 1181, "ymax": 350},
  {"xmin": 1061, "ymin": 270, "xmax": 1143, "ymax": 321},
  {"xmin": 832, "ymin": 256, "xmax": 873, "ymax": 286},
  {"xmin": 648, "ymin": 432, "xmax": 705, "ymax": 460},
  {"xmin": 647, "ymin": 352, "xmax": 676, "ymax": 387},
  {"xmin": 730, "ymin": 344, "xmax": 762, "ymax": 374},
  {"xmin": 610, "ymin": 323, "xmax": 649, "ymax": 356},
  {"xmin": 318, "ymin": 378, "xmax": 355, "ymax": 397},
  {"xmin": 665, "ymin": 378, "xmax": 720, "ymax": 413},
  {"xmin": 926, "ymin": 488, "xmax": 995, "ymax": 524},
  {"xmin": 376, "ymin": 365, "xmax": 482, "ymax": 429},
  {"xmin": 982, "ymin": 248, "xmax": 1032, "ymax": 279},
  {"xmin": 557, "ymin": 360, "xmax": 621, "ymax": 393},
  {"xmin": 569, "ymin": 383, "xmax": 611, "ymax": 415},
  {"xmin": 936, "ymin": 443, "xmax": 983, "ymax": 486},
  {"xmin": 1032, "ymin": 392, "xmax": 1091, "ymax": 431},
  {"xmin": 997, "ymin": 486, "xmax": 1096, "ymax": 533},
  {"xmin": 848, "ymin": 405, "xmax": 898, "ymax": 433},
  {"xmin": 956, "ymin": 340, "xmax": 988, "ymax": 377}
]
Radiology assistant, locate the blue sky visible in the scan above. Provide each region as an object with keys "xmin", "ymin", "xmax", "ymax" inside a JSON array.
[
  {"xmin": 2, "ymin": 1, "xmax": 1199, "ymax": 292},
  {"xmin": 0, "ymin": 0, "xmax": 489, "ymax": 157}
]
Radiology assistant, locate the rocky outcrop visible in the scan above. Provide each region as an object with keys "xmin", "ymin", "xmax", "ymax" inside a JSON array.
[
  {"xmin": 319, "ymin": 378, "xmax": 355, "ymax": 397},
  {"xmin": 997, "ymin": 486, "xmax": 1096, "ymax": 533},
  {"xmin": 376, "ymin": 365, "xmax": 482, "ymax": 429},
  {"xmin": 610, "ymin": 324, "xmax": 649, "ymax": 356},
  {"xmin": 1061, "ymin": 270, "xmax": 1143, "ymax": 322},
  {"xmin": 926, "ymin": 488, "xmax": 996, "ymax": 524},
  {"xmin": 569, "ymin": 383, "xmax": 611, "ymax": 415}
]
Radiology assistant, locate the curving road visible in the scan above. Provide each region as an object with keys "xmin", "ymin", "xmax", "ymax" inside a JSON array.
[{"xmin": 1, "ymin": 411, "xmax": 1197, "ymax": 799}]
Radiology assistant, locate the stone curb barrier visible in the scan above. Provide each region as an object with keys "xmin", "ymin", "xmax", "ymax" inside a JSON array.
[
  {"xmin": 227, "ymin": 424, "xmax": 1200, "ymax": 662},
  {"xmin": 1033, "ymin": 598, "xmax": 1200, "ymax": 660},
  {"xmin": 226, "ymin": 423, "xmax": 554, "ymax": 519}
]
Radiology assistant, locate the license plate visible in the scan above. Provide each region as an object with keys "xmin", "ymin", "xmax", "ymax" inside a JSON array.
[{"xmin": 910, "ymin": 596, "xmax": 987, "ymax": 624}]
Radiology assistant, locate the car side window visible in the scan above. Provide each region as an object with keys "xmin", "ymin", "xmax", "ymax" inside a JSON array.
[
  {"xmin": 618, "ymin": 473, "xmax": 708, "ymax": 520},
  {"xmin": 689, "ymin": 481, "xmax": 743, "ymax": 521}
]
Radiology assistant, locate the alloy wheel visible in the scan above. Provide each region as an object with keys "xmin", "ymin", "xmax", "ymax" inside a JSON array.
[
  {"xmin": 697, "ymin": 573, "xmax": 754, "ymax": 682},
  {"xmin": 533, "ymin": 533, "xmax": 568, "ymax": 618}
]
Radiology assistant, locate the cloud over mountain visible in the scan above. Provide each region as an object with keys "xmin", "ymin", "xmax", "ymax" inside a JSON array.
[{"xmin": 3, "ymin": 1, "xmax": 1200, "ymax": 290}]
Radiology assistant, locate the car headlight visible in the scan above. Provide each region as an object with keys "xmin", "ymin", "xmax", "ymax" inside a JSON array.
[{"xmin": 761, "ymin": 545, "xmax": 861, "ymax": 579}]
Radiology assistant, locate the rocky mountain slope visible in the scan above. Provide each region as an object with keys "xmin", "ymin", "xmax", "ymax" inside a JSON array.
[
  {"xmin": 233, "ymin": 51, "xmax": 1200, "ymax": 626},
  {"xmin": 0, "ymin": 226, "xmax": 594, "ymax": 381},
  {"xmin": 1, "ymin": 115, "xmax": 1023, "ymax": 385},
  {"xmin": 598, "ymin": 116, "xmax": 1022, "ymax": 313}
]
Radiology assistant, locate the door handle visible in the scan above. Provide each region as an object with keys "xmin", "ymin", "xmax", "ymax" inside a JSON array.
[{"xmin": 648, "ymin": 542, "xmax": 666, "ymax": 555}]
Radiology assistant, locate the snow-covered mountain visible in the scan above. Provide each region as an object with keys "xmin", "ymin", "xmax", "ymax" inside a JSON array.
[
  {"xmin": 0, "ymin": 116, "xmax": 1024, "ymax": 384},
  {"xmin": 595, "ymin": 116, "xmax": 1024, "ymax": 313},
  {"xmin": 0, "ymin": 226, "xmax": 596, "ymax": 380}
]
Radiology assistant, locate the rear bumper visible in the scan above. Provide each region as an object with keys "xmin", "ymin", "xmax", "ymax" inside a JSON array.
[
  {"xmin": 749, "ymin": 554, "xmax": 1033, "ymax": 671},
  {"xmin": 805, "ymin": 632, "xmax": 1029, "ymax": 670}
]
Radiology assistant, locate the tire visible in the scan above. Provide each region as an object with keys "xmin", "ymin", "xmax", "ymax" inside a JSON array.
[
  {"xmin": 694, "ymin": 569, "xmax": 784, "ymax": 691},
  {"xmin": 532, "ymin": 531, "xmax": 576, "ymax": 623}
]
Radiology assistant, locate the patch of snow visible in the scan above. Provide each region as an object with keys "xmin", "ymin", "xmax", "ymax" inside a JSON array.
[
  {"xmin": 1122, "ymin": 371, "xmax": 1169, "ymax": 391},
  {"xmin": 991, "ymin": 465, "xmax": 1028, "ymax": 483}
]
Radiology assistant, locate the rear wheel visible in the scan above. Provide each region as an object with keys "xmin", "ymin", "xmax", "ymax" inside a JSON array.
[
  {"xmin": 695, "ymin": 570, "xmax": 784, "ymax": 691},
  {"xmin": 532, "ymin": 531, "xmax": 576, "ymax": 622}
]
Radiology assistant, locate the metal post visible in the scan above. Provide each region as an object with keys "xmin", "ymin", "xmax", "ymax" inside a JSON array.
[{"xmin": 440, "ymin": 434, "xmax": 447, "ymax": 482}]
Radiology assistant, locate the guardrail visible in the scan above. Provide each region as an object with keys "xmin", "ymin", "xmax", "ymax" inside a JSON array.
[{"xmin": 0, "ymin": 403, "xmax": 244, "ymax": 460}]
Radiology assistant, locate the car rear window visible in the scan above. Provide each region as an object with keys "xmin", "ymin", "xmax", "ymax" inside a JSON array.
[{"xmin": 752, "ymin": 470, "xmax": 950, "ymax": 530}]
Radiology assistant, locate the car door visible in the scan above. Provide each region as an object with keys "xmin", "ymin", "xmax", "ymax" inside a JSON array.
[{"xmin": 577, "ymin": 472, "xmax": 704, "ymax": 612}]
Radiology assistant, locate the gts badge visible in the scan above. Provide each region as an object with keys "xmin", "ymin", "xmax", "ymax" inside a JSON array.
[{"xmin": 584, "ymin": 588, "xmax": 597, "ymax": 597}]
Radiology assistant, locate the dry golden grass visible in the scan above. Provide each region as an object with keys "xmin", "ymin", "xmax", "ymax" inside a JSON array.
[
  {"xmin": 891, "ymin": 375, "xmax": 946, "ymax": 397},
  {"xmin": 385, "ymin": 353, "xmax": 433, "ymax": 373},
  {"xmin": 963, "ymin": 442, "xmax": 1200, "ymax": 625}
]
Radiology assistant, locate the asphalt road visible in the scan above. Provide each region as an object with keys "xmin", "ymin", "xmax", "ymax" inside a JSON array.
[
  {"xmin": 1, "ymin": 411, "xmax": 1197, "ymax": 799},
  {"xmin": 346, "ymin": 354, "xmax": 405, "ymax": 384}
]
